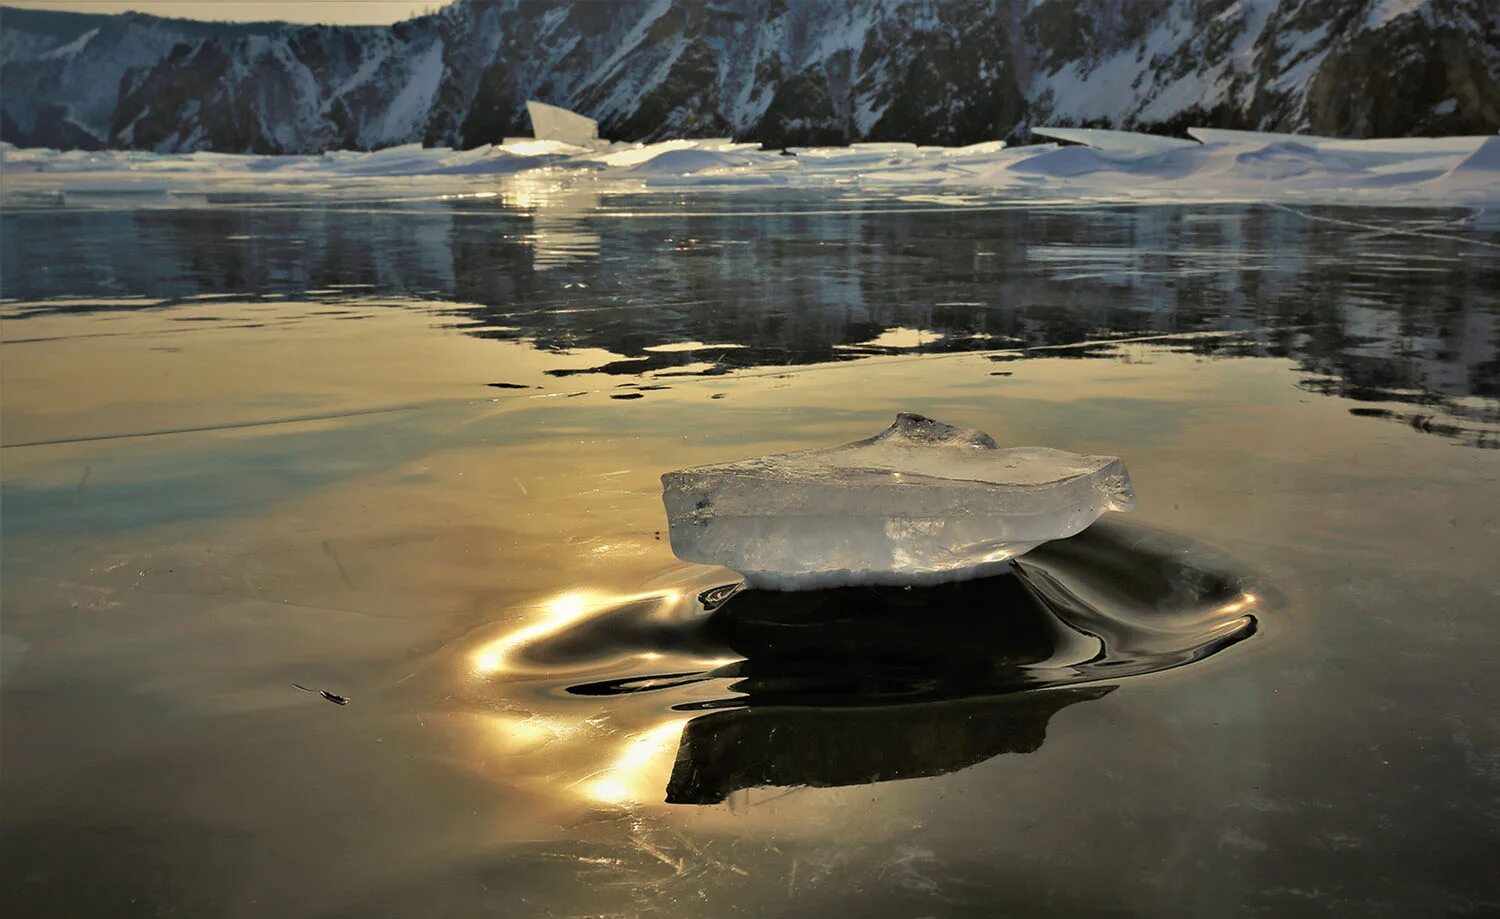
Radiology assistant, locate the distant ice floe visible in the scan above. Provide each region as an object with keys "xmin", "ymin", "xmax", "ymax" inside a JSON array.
[{"xmin": 3, "ymin": 120, "xmax": 1497, "ymax": 206}]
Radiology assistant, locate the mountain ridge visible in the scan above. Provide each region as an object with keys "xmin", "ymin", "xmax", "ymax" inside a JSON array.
[{"xmin": 2, "ymin": 0, "xmax": 1496, "ymax": 153}]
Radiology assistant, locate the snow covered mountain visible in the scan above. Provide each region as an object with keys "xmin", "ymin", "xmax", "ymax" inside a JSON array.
[
  {"xmin": 0, "ymin": 7, "xmax": 284, "ymax": 149},
  {"xmin": 2, "ymin": 0, "xmax": 1495, "ymax": 153},
  {"xmin": 1022, "ymin": 0, "xmax": 1500, "ymax": 138}
]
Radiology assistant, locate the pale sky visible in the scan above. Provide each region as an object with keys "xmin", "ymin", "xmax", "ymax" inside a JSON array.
[{"xmin": 3, "ymin": 1, "xmax": 455, "ymax": 25}]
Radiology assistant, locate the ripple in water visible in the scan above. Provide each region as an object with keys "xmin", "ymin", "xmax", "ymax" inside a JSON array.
[{"xmin": 472, "ymin": 519, "xmax": 1263, "ymax": 806}]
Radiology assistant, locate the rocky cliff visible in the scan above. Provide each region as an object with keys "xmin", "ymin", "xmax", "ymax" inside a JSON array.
[{"xmin": 2, "ymin": 0, "xmax": 1495, "ymax": 152}]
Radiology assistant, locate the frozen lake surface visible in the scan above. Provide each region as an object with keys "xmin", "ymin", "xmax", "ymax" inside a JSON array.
[{"xmin": 3, "ymin": 180, "xmax": 1499, "ymax": 916}]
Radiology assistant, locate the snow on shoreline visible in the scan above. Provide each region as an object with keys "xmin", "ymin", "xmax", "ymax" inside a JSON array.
[{"xmin": 4, "ymin": 130, "xmax": 1497, "ymax": 206}]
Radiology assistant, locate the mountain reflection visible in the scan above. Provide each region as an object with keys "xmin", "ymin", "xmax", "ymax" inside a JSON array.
[{"xmin": 3, "ymin": 191, "xmax": 1495, "ymax": 446}]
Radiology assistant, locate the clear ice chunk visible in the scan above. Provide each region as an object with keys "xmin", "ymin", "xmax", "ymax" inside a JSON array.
[
  {"xmin": 661, "ymin": 413, "xmax": 1134, "ymax": 590},
  {"xmin": 525, "ymin": 100, "xmax": 600, "ymax": 148}
]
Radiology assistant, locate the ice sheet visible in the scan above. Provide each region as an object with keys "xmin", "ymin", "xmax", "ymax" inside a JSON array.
[
  {"xmin": 5, "ymin": 127, "xmax": 1496, "ymax": 206},
  {"xmin": 526, "ymin": 100, "xmax": 603, "ymax": 149},
  {"xmin": 661, "ymin": 413, "xmax": 1134, "ymax": 590},
  {"xmin": 1033, "ymin": 126, "xmax": 1199, "ymax": 154}
]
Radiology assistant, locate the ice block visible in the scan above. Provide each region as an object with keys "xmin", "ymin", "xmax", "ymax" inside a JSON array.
[{"xmin": 661, "ymin": 413, "xmax": 1134, "ymax": 589}]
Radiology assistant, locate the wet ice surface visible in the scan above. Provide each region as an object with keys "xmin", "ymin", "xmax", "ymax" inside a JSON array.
[
  {"xmin": 662, "ymin": 413, "xmax": 1134, "ymax": 588},
  {"xmin": 466, "ymin": 514, "xmax": 1262, "ymax": 811},
  {"xmin": 3, "ymin": 187, "xmax": 1500, "ymax": 917},
  {"xmin": 531, "ymin": 519, "xmax": 1259, "ymax": 804}
]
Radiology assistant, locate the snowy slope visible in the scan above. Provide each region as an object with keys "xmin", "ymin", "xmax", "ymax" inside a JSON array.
[
  {"xmin": 1021, "ymin": 0, "xmax": 1500, "ymax": 138},
  {"xmin": 2, "ymin": 0, "xmax": 1496, "ymax": 154},
  {"xmin": 0, "ymin": 7, "xmax": 284, "ymax": 149}
]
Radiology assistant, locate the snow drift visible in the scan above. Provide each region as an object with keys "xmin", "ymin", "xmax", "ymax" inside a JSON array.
[{"xmin": 4, "ymin": 127, "xmax": 1496, "ymax": 206}]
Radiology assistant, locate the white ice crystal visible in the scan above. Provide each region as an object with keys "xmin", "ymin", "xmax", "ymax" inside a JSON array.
[{"xmin": 661, "ymin": 413, "xmax": 1134, "ymax": 590}]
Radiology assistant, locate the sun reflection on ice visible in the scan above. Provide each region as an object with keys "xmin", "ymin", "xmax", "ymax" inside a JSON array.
[
  {"xmin": 583, "ymin": 719, "xmax": 689, "ymax": 806},
  {"xmin": 489, "ymin": 713, "xmax": 579, "ymax": 753},
  {"xmin": 1218, "ymin": 592, "xmax": 1259, "ymax": 615},
  {"xmin": 472, "ymin": 589, "xmax": 683, "ymax": 675},
  {"xmin": 472, "ymin": 590, "xmax": 595, "ymax": 675},
  {"xmin": 499, "ymin": 175, "xmax": 601, "ymax": 271}
]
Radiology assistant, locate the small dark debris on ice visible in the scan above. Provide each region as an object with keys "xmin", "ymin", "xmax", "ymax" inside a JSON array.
[{"xmin": 294, "ymin": 683, "xmax": 350, "ymax": 705}]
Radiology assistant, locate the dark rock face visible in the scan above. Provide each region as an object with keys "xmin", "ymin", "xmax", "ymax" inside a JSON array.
[
  {"xmin": 2, "ymin": 0, "xmax": 1496, "ymax": 153},
  {"xmin": 0, "ymin": 8, "xmax": 284, "ymax": 149},
  {"xmin": 1021, "ymin": 0, "xmax": 1500, "ymax": 139},
  {"xmin": 1302, "ymin": 2, "xmax": 1500, "ymax": 136},
  {"xmin": 864, "ymin": 7, "xmax": 1028, "ymax": 146}
]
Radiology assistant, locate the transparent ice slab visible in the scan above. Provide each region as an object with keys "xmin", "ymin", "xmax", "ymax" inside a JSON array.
[{"xmin": 662, "ymin": 413, "xmax": 1134, "ymax": 589}]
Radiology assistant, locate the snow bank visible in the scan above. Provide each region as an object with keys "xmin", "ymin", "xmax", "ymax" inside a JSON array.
[
  {"xmin": 625, "ymin": 147, "xmax": 776, "ymax": 174},
  {"xmin": 4, "ymin": 128, "xmax": 1497, "ymax": 206},
  {"xmin": 1033, "ymin": 126, "xmax": 1197, "ymax": 154},
  {"xmin": 1424, "ymin": 135, "xmax": 1500, "ymax": 196}
]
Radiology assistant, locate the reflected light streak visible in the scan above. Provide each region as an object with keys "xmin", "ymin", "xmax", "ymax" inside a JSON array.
[
  {"xmin": 499, "ymin": 140, "xmax": 585, "ymax": 157},
  {"xmin": 499, "ymin": 175, "xmax": 603, "ymax": 270},
  {"xmin": 471, "ymin": 589, "xmax": 681, "ymax": 675},
  {"xmin": 499, "ymin": 174, "xmax": 572, "ymax": 212},
  {"xmin": 585, "ymin": 719, "xmax": 689, "ymax": 805},
  {"xmin": 491, "ymin": 713, "xmax": 578, "ymax": 753},
  {"xmin": 1217, "ymin": 592, "xmax": 1260, "ymax": 615},
  {"xmin": 472, "ymin": 590, "xmax": 594, "ymax": 674}
]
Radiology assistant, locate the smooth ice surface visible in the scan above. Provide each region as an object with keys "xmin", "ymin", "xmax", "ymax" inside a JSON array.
[{"xmin": 661, "ymin": 413, "xmax": 1134, "ymax": 589}]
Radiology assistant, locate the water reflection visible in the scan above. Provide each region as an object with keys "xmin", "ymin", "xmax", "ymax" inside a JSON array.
[
  {"xmin": 498, "ymin": 176, "xmax": 602, "ymax": 271},
  {"xmin": 471, "ymin": 589, "xmax": 635, "ymax": 675},
  {"xmin": 665, "ymin": 686, "xmax": 1114, "ymax": 805},
  {"xmin": 588, "ymin": 719, "xmax": 691, "ymax": 806},
  {"xmin": 4, "ymin": 193, "xmax": 1497, "ymax": 446},
  {"xmin": 476, "ymin": 520, "xmax": 1261, "ymax": 806}
]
